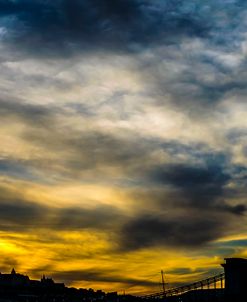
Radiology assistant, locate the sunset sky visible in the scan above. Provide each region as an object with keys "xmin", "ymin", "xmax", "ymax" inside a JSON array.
[{"xmin": 0, "ymin": 0, "xmax": 247, "ymax": 295}]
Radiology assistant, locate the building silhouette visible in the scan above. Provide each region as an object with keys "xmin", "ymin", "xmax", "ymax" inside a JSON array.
[{"xmin": 0, "ymin": 268, "xmax": 138, "ymax": 302}]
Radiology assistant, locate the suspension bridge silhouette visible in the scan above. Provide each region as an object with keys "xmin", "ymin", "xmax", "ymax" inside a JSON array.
[{"xmin": 142, "ymin": 272, "xmax": 225, "ymax": 299}]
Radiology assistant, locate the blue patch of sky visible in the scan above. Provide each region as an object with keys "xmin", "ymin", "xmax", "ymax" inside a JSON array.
[{"xmin": 0, "ymin": 159, "xmax": 37, "ymax": 181}]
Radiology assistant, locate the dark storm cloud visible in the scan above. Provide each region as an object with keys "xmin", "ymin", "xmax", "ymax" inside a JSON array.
[
  {"xmin": 0, "ymin": 0, "xmax": 214, "ymax": 56},
  {"xmin": 152, "ymin": 163, "xmax": 228, "ymax": 188},
  {"xmin": 120, "ymin": 214, "xmax": 226, "ymax": 251},
  {"xmin": 150, "ymin": 162, "xmax": 230, "ymax": 204},
  {"xmin": 1, "ymin": 0, "xmax": 246, "ymax": 56},
  {"xmin": 52, "ymin": 268, "xmax": 156, "ymax": 287},
  {"xmin": 145, "ymin": 152, "xmax": 246, "ymax": 212},
  {"xmin": 118, "ymin": 202, "xmax": 246, "ymax": 252},
  {"xmin": 117, "ymin": 159, "xmax": 246, "ymax": 251}
]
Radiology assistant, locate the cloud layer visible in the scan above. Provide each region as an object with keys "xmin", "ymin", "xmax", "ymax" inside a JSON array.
[{"xmin": 0, "ymin": 0, "xmax": 247, "ymax": 294}]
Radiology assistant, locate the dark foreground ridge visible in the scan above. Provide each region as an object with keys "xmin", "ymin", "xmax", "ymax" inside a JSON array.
[{"xmin": 0, "ymin": 268, "xmax": 140, "ymax": 302}]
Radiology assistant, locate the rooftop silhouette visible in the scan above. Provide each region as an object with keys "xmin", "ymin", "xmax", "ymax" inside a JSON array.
[{"xmin": 0, "ymin": 268, "xmax": 135, "ymax": 302}]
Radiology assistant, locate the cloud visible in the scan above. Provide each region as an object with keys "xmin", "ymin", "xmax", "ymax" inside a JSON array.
[
  {"xmin": 0, "ymin": 95, "xmax": 246, "ymax": 254},
  {"xmin": 0, "ymin": 2, "xmax": 247, "ymax": 292},
  {"xmin": 149, "ymin": 161, "xmax": 230, "ymax": 204},
  {"xmin": 0, "ymin": 175, "xmax": 244, "ymax": 252},
  {"xmin": 52, "ymin": 268, "xmax": 157, "ymax": 287},
  {"xmin": 0, "ymin": 98, "xmax": 59, "ymax": 126},
  {"xmin": 143, "ymin": 153, "xmax": 246, "ymax": 213},
  {"xmin": 166, "ymin": 267, "xmax": 195, "ymax": 275},
  {"xmin": 0, "ymin": 257, "xmax": 19, "ymax": 273},
  {"xmin": 0, "ymin": 0, "xmax": 212, "ymax": 57},
  {"xmin": 116, "ymin": 159, "xmax": 246, "ymax": 251},
  {"xmin": 0, "ymin": 186, "xmax": 46, "ymax": 229},
  {"xmin": 0, "ymin": 185, "xmax": 125, "ymax": 233},
  {"xmin": 1, "ymin": 105, "xmax": 241, "ymax": 253},
  {"xmin": 0, "ymin": 159, "xmax": 35, "ymax": 180},
  {"xmin": 119, "ymin": 213, "xmax": 229, "ymax": 251},
  {"xmin": 55, "ymin": 206, "xmax": 125, "ymax": 231}
]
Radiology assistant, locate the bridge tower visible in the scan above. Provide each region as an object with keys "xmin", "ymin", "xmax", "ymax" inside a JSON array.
[
  {"xmin": 161, "ymin": 270, "xmax": 167, "ymax": 298},
  {"xmin": 222, "ymin": 257, "xmax": 247, "ymax": 301}
]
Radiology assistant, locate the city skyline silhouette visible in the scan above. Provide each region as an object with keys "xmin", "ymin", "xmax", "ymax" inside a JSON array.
[
  {"xmin": 0, "ymin": 0, "xmax": 246, "ymax": 296},
  {"xmin": 0, "ymin": 258, "xmax": 247, "ymax": 301}
]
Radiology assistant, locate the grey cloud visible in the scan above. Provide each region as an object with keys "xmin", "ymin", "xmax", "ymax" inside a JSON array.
[
  {"xmin": 0, "ymin": 98, "xmax": 59, "ymax": 127},
  {"xmin": 0, "ymin": 187, "xmax": 46, "ymax": 229},
  {"xmin": 0, "ymin": 159, "xmax": 35, "ymax": 180},
  {"xmin": 151, "ymin": 163, "xmax": 229, "ymax": 188},
  {"xmin": 1, "ymin": 0, "xmax": 247, "ymax": 121},
  {"xmin": 0, "ymin": 98, "xmax": 161, "ymax": 181},
  {"xmin": 146, "ymin": 159, "xmax": 246, "ymax": 215},
  {"xmin": 149, "ymin": 162, "xmax": 230, "ymax": 206},
  {"xmin": 0, "ymin": 203, "xmax": 124, "ymax": 233},
  {"xmin": 135, "ymin": 47, "xmax": 246, "ymax": 113},
  {"xmin": 0, "ymin": 186, "xmax": 124, "ymax": 233},
  {"xmin": 166, "ymin": 268, "xmax": 194, "ymax": 275},
  {"xmin": 228, "ymin": 128, "xmax": 247, "ymax": 140},
  {"xmin": 22, "ymin": 127, "xmax": 152, "ymax": 176},
  {"xmin": 221, "ymin": 204, "xmax": 246, "ymax": 215},
  {"xmin": 55, "ymin": 206, "xmax": 125, "ymax": 231},
  {"xmin": 13, "ymin": 113, "xmax": 162, "ymax": 180},
  {"xmin": 119, "ymin": 213, "xmax": 229, "ymax": 251},
  {"xmin": 116, "ymin": 158, "xmax": 246, "ymax": 251},
  {"xmin": 52, "ymin": 268, "xmax": 156, "ymax": 287},
  {"xmin": 117, "ymin": 183, "xmax": 246, "ymax": 251},
  {"xmin": 0, "ymin": 0, "xmax": 212, "ymax": 57}
]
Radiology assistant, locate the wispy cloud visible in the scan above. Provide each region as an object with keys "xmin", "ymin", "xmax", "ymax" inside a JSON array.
[{"xmin": 0, "ymin": 0, "xmax": 247, "ymax": 293}]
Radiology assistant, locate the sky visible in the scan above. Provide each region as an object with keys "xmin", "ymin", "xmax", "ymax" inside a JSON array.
[{"xmin": 0, "ymin": 0, "xmax": 247, "ymax": 295}]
